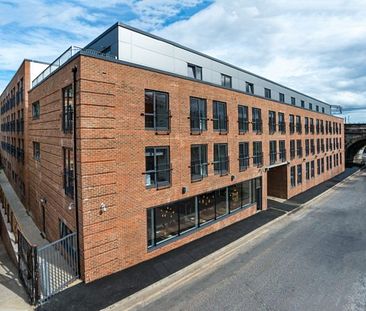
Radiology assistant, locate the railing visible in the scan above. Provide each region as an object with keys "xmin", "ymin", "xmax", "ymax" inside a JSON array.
[
  {"xmin": 252, "ymin": 120, "xmax": 262, "ymax": 134},
  {"xmin": 278, "ymin": 121, "xmax": 286, "ymax": 134},
  {"xmin": 190, "ymin": 162, "xmax": 208, "ymax": 181},
  {"xmin": 239, "ymin": 157, "xmax": 249, "ymax": 171},
  {"xmin": 268, "ymin": 122, "xmax": 276, "ymax": 134},
  {"xmin": 190, "ymin": 113, "xmax": 207, "ymax": 133},
  {"xmin": 213, "ymin": 158, "xmax": 229, "ymax": 176},
  {"xmin": 213, "ymin": 117, "xmax": 228, "ymax": 134},
  {"xmin": 253, "ymin": 153, "xmax": 263, "ymax": 167},
  {"xmin": 145, "ymin": 164, "xmax": 172, "ymax": 189},
  {"xmin": 32, "ymin": 46, "xmax": 82, "ymax": 88},
  {"xmin": 238, "ymin": 119, "xmax": 249, "ymax": 134},
  {"xmin": 37, "ymin": 232, "xmax": 79, "ymax": 303}
]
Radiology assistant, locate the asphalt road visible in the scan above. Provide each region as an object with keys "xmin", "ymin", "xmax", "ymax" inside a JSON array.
[{"xmin": 141, "ymin": 169, "xmax": 366, "ymax": 311}]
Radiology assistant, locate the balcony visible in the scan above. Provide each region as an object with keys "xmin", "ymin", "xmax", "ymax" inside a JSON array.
[
  {"xmin": 213, "ymin": 157, "xmax": 229, "ymax": 176},
  {"xmin": 239, "ymin": 157, "xmax": 249, "ymax": 171}
]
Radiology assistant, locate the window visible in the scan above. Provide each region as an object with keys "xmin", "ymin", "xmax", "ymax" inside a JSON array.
[
  {"xmin": 317, "ymin": 159, "xmax": 321, "ymax": 175},
  {"xmin": 322, "ymin": 107, "xmax": 325, "ymax": 113},
  {"xmin": 306, "ymin": 162, "xmax": 310, "ymax": 180},
  {"xmin": 305, "ymin": 139, "xmax": 310, "ymax": 156},
  {"xmin": 145, "ymin": 90, "xmax": 170, "ymax": 131},
  {"xmin": 316, "ymin": 105, "xmax": 319, "ymax": 112},
  {"xmin": 321, "ymin": 139, "xmax": 325, "ymax": 152},
  {"xmin": 304, "ymin": 117, "xmax": 309, "ymax": 134},
  {"xmin": 190, "ymin": 97, "xmax": 207, "ymax": 132},
  {"xmin": 310, "ymin": 118, "xmax": 314, "ymax": 133},
  {"xmin": 278, "ymin": 112, "xmax": 286, "ymax": 133},
  {"xmin": 213, "ymin": 143, "xmax": 229, "ymax": 175},
  {"xmin": 245, "ymin": 82, "xmax": 254, "ymax": 94},
  {"xmin": 187, "ymin": 63, "xmax": 202, "ymax": 80},
  {"xmin": 290, "ymin": 140, "xmax": 295, "ymax": 159},
  {"xmin": 290, "ymin": 166, "xmax": 296, "ymax": 187},
  {"xmin": 154, "ymin": 205, "xmax": 179, "ymax": 243},
  {"xmin": 221, "ymin": 74, "xmax": 232, "ymax": 88},
  {"xmin": 213, "ymin": 101, "xmax": 228, "ymax": 132},
  {"xmin": 316, "ymin": 119, "xmax": 320, "ymax": 134},
  {"xmin": 32, "ymin": 101, "xmax": 40, "ymax": 119},
  {"xmin": 191, "ymin": 144, "xmax": 208, "ymax": 181},
  {"xmin": 198, "ymin": 191, "xmax": 216, "ymax": 224},
  {"xmin": 59, "ymin": 220, "xmax": 72, "ymax": 239},
  {"xmin": 238, "ymin": 105, "xmax": 249, "ymax": 133},
  {"xmin": 145, "ymin": 147, "xmax": 171, "ymax": 188},
  {"xmin": 253, "ymin": 141, "xmax": 263, "ymax": 166},
  {"xmin": 239, "ymin": 142, "xmax": 249, "ymax": 171},
  {"xmin": 297, "ymin": 165, "xmax": 302, "ymax": 184},
  {"xmin": 320, "ymin": 120, "xmax": 324, "ymax": 134},
  {"xmin": 279, "ymin": 140, "xmax": 286, "ymax": 162},
  {"xmin": 309, "ymin": 103, "xmax": 313, "ymax": 110},
  {"xmin": 289, "ymin": 114, "xmax": 295, "ymax": 134},
  {"xmin": 321, "ymin": 158, "xmax": 325, "ymax": 173},
  {"xmin": 264, "ymin": 88, "xmax": 271, "ymax": 99},
  {"xmin": 296, "ymin": 115, "xmax": 302, "ymax": 133},
  {"xmin": 291, "ymin": 97, "xmax": 296, "ymax": 105},
  {"xmin": 62, "ymin": 85, "xmax": 73, "ymax": 133},
  {"xmin": 317, "ymin": 139, "xmax": 320, "ymax": 154},
  {"xmin": 146, "ymin": 179, "xmax": 259, "ymax": 247},
  {"xmin": 252, "ymin": 108, "xmax": 262, "ymax": 133},
  {"xmin": 101, "ymin": 46, "xmax": 112, "ymax": 55},
  {"xmin": 311, "ymin": 160, "xmax": 315, "ymax": 178},
  {"xmin": 311, "ymin": 139, "xmax": 315, "ymax": 154},
  {"xmin": 269, "ymin": 140, "xmax": 277, "ymax": 165},
  {"xmin": 279, "ymin": 93, "xmax": 285, "ymax": 103},
  {"xmin": 268, "ymin": 111, "xmax": 276, "ymax": 134},
  {"xmin": 33, "ymin": 142, "xmax": 40, "ymax": 161},
  {"xmin": 63, "ymin": 147, "xmax": 74, "ymax": 197},
  {"xmin": 301, "ymin": 100, "xmax": 305, "ymax": 108},
  {"xmin": 296, "ymin": 140, "xmax": 302, "ymax": 158}
]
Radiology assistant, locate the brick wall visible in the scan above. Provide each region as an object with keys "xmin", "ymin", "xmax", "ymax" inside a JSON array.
[{"xmin": 27, "ymin": 54, "xmax": 344, "ymax": 283}]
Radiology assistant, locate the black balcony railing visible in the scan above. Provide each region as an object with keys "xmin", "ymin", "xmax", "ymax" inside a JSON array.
[
  {"xmin": 239, "ymin": 157, "xmax": 249, "ymax": 171},
  {"xmin": 289, "ymin": 123, "xmax": 295, "ymax": 134},
  {"xmin": 213, "ymin": 157, "xmax": 229, "ymax": 176},
  {"xmin": 268, "ymin": 122, "xmax": 276, "ymax": 134},
  {"xmin": 253, "ymin": 153, "xmax": 263, "ymax": 167},
  {"xmin": 269, "ymin": 152, "xmax": 277, "ymax": 165},
  {"xmin": 190, "ymin": 162, "xmax": 208, "ymax": 181},
  {"xmin": 145, "ymin": 164, "xmax": 172, "ymax": 189},
  {"xmin": 279, "ymin": 149, "xmax": 286, "ymax": 162},
  {"xmin": 252, "ymin": 120, "xmax": 262, "ymax": 134},
  {"xmin": 238, "ymin": 119, "xmax": 249, "ymax": 134}
]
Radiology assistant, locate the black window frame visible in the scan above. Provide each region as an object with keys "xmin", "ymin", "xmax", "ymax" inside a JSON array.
[
  {"xmin": 63, "ymin": 147, "xmax": 74, "ymax": 198},
  {"xmin": 191, "ymin": 144, "xmax": 208, "ymax": 182},
  {"xmin": 213, "ymin": 101, "xmax": 228, "ymax": 133},
  {"xmin": 279, "ymin": 93, "xmax": 285, "ymax": 103},
  {"xmin": 187, "ymin": 63, "xmax": 202, "ymax": 80},
  {"xmin": 268, "ymin": 111, "xmax": 276, "ymax": 134},
  {"xmin": 239, "ymin": 142, "xmax": 249, "ymax": 171},
  {"xmin": 297, "ymin": 164, "xmax": 302, "ymax": 185},
  {"xmin": 144, "ymin": 90, "xmax": 170, "ymax": 132},
  {"xmin": 290, "ymin": 166, "xmax": 296, "ymax": 187},
  {"xmin": 264, "ymin": 88, "xmax": 271, "ymax": 99},
  {"xmin": 145, "ymin": 146, "xmax": 171, "ymax": 189},
  {"xmin": 269, "ymin": 140, "xmax": 277, "ymax": 165},
  {"xmin": 213, "ymin": 143, "xmax": 229, "ymax": 176},
  {"xmin": 253, "ymin": 141, "xmax": 263, "ymax": 167},
  {"xmin": 278, "ymin": 112, "xmax": 286, "ymax": 134},
  {"xmin": 221, "ymin": 74, "xmax": 232, "ymax": 88},
  {"xmin": 190, "ymin": 97, "xmax": 207, "ymax": 133},
  {"xmin": 62, "ymin": 85, "xmax": 73, "ymax": 133},
  {"xmin": 33, "ymin": 141, "xmax": 40, "ymax": 161},
  {"xmin": 238, "ymin": 105, "xmax": 249, "ymax": 134},
  {"xmin": 252, "ymin": 107, "xmax": 262, "ymax": 134},
  {"xmin": 245, "ymin": 82, "xmax": 254, "ymax": 94},
  {"xmin": 32, "ymin": 101, "xmax": 40, "ymax": 119}
]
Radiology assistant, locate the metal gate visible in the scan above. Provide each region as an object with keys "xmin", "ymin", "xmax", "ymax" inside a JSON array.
[
  {"xmin": 18, "ymin": 230, "xmax": 38, "ymax": 304},
  {"xmin": 37, "ymin": 232, "xmax": 79, "ymax": 303}
]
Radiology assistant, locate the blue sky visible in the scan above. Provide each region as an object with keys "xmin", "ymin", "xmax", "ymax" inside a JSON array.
[{"xmin": 1, "ymin": 0, "xmax": 366, "ymax": 123}]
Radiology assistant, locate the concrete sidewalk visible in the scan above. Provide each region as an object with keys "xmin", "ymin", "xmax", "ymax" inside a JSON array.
[
  {"xmin": 38, "ymin": 167, "xmax": 360, "ymax": 311},
  {"xmin": 0, "ymin": 239, "xmax": 32, "ymax": 311}
]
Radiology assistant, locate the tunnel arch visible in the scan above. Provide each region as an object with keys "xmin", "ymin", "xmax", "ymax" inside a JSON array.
[{"xmin": 346, "ymin": 138, "xmax": 366, "ymax": 164}]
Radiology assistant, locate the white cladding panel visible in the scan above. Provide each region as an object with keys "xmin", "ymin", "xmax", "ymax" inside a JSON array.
[{"xmin": 92, "ymin": 24, "xmax": 332, "ymax": 114}]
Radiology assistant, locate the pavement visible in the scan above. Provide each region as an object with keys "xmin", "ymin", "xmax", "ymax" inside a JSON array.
[
  {"xmin": 0, "ymin": 239, "xmax": 33, "ymax": 311},
  {"xmin": 37, "ymin": 167, "xmax": 360, "ymax": 311},
  {"xmin": 139, "ymin": 167, "xmax": 366, "ymax": 311}
]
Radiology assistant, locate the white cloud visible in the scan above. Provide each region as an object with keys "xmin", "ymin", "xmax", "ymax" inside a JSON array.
[{"xmin": 157, "ymin": 0, "xmax": 366, "ymax": 119}]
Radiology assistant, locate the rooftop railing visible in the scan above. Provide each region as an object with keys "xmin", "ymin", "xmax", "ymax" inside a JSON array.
[{"xmin": 32, "ymin": 46, "xmax": 82, "ymax": 88}]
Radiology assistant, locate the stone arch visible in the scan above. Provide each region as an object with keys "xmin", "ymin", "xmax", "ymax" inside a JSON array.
[{"xmin": 346, "ymin": 138, "xmax": 366, "ymax": 164}]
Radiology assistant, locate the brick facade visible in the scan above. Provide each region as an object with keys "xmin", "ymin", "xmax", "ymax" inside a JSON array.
[
  {"xmin": 24, "ymin": 53, "xmax": 344, "ymax": 282},
  {"xmin": 0, "ymin": 61, "xmax": 28, "ymax": 206}
]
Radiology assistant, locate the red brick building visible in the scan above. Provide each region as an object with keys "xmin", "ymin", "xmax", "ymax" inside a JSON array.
[{"xmin": 2, "ymin": 23, "xmax": 344, "ymax": 283}]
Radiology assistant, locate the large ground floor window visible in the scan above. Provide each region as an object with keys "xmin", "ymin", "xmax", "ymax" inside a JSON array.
[{"xmin": 147, "ymin": 177, "xmax": 261, "ymax": 248}]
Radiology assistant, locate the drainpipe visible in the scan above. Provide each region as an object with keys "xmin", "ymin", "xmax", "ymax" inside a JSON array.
[{"xmin": 72, "ymin": 66, "xmax": 81, "ymax": 276}]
